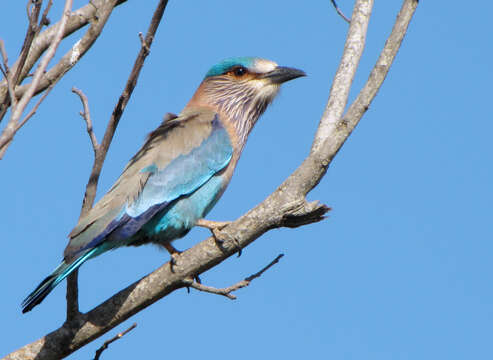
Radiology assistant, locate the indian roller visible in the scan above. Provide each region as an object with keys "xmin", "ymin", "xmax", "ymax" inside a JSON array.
[{"xmin": 22, "ymin": 56, "xmax": 305, "ymax": 313}]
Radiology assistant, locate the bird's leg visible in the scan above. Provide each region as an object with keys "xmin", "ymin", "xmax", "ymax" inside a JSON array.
[
  {"xmin": 162, "ymin": 242, "xmax": 201, "ymax": 283},
  {"xmin": 163, "ymin": 242, "xmax": 181, "ymax": 271},
  {"xmin": 196, "ymin": 219, "xmax": 242, "ymax": 257},
  {"xmin": 196, "ymin": 219, "xmax": 231, "ymax": 238}
]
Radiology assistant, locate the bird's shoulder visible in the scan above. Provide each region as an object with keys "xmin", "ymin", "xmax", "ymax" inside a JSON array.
[{"xmin": 126, "ymin": 107, "xmax": 223, "ymax": 172}]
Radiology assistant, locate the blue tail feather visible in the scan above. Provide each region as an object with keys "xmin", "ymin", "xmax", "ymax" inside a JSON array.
[{"xmin": 21, "ymin": 248, "xmax": 97, "ymax": 313}]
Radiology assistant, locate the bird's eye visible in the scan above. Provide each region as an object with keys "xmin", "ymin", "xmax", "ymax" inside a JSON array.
[{"xmin": 231, "ymin": 66, "xmax": 247, "ymax": 77}]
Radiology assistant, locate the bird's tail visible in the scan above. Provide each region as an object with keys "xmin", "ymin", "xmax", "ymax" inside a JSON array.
[{"xmin": 21, "ymin": 248, "xmax": 97, "ymax": 313}]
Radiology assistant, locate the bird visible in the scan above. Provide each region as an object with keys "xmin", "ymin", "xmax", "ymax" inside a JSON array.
[{"xmin": 21, "ymin": 56, "xmax": 305, "ymax": 313}]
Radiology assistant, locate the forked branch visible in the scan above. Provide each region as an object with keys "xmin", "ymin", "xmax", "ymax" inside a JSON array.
[
  {"xmin": 0, "ymin": 0, "xmax": 129, "ymax": 116},
  {"xmin": 0, "ymin": 0, "xmax": 73, "ymax": 157}
]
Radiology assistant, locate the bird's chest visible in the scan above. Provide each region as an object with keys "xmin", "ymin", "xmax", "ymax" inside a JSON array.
[{"xmin": 141, "ymin": 175, "xmax": 226, "ymax": 242}]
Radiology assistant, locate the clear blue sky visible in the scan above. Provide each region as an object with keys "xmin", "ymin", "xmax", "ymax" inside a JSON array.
[{"xmin": 2, "ymin": 1, "xmax": 492, "ymax": 359}]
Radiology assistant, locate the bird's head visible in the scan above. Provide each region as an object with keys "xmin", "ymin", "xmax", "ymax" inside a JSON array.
[{"xmin": 190, "ymin": 57, "xmax": 305, "ymax": 145}]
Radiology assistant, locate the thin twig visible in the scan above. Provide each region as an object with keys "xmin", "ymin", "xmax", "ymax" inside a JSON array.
[
  {"xmin": 79, "ymin": 0, "xmax": 169, "ymax": 216},
  {"xmin": 0, "ymin": 0, "xmax": 43, "ymax": 122},
  {"xmin": 330, "ymin": 0, "xmax": 351, "ymax": 23},
  {"xmin": 26, "ymin": 0, "xmax": 32, "ymax": 21},
  {"xmin": 0, "ymin": 0, "xmax": 128, "ymax": 123},
  {"xmin": 183, "ymin": 254, "xmax": 284, "ymax": 299},
  {"xmin": 37, "ymin": 0, "xmax": 54, "ymax": 34},
  {"xmin": 72, "ymin": 87, "xmax": 99, "ymax": 153},
  {"xmin": 17, "ymin": 80, "xmax": 57, "ymax": 129},
  {"xmin": 245, "ymin": 253, "xmax": 284, "ymax": 282},
  {"xmin": 93, "ymin": 323, "xmax": 137, "ymax": 360}
]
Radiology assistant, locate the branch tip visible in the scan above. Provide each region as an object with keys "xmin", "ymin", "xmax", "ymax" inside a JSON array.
[
  {"xmin": 138, "ymin": 32, "xmax": 150, "ymax": 53},
  {"xmin": 94, "ymin": 323, "xmax": 137, "ymax": 360},
  {"xmin": 184, "ymin": 253, "xmax": 284, "ymax": 300},
  {"xmin": 330, "ymin": 0, "xmax": 351, "ymax": 23},
  {"xmin": 72, "ymin": 86, "xmax": 99, "ymax": 152}
]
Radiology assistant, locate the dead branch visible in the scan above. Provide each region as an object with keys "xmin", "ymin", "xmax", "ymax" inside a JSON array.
[
  {"xmin": 0, "ymin": 0, "xmax": 43, "ymax": 122},
  {"xmin": 35, "ymin": 0, "xmax": 54, "ymax": 35},
  {"xmin": 12, "ymin": 0, "xmax": 46, "ymax": 91},
  {"xmin": 78, "ymin": 0, "xmax": 169, "ymax": 218},
  {"xmin": 17, "ymin": 79, "xmax": 57, "ymax": 129},
  {"xmin": 0, "ymin": 0, "xmax": 73, "ymax": 157},
  {"xmin": 66, "ymin": 0, "xmax": 170, "ymax": 323},
  {"xmin": 183, "ymin": 254, "xmax": 284, "ymax": 300},
  {"xmin": 4, "ymin": 0, "xmax": 419, "ymax": 359},
  {"xmin": 312, "ymin": 0, "xmax": 372, "ymax": 155},
  {"xmin": 72, "ymin": 87, "xmax": 99, "ymax": 153},
  {"xmin": 93, "ymin": 323, "xmax": 137, "ymax": 360},
  {"xmin": 0, "ymin": 0, "xmax": 125, "ymax": 159},
  {"xmin": 0, "ymin": 0, "xmax": 128, "ymax": 117}
]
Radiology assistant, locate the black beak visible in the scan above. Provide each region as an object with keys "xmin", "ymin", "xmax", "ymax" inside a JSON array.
[{"xmin": 262, "ymin": 66, "xmax": 306, "ymax": 84}]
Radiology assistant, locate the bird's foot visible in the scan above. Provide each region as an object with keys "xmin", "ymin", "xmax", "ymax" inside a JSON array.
[
  {"xmin": 196, "ymin": 219, "xmax": 231, "ymax": 235},
  {"xmin": 163, "ymin": 242, "xmax": 201, "ymax": 282},
  {"xmin": 163, "ymin": 242, "xmax": 181, "ymax": 272},
  {"xmin": 196, "ymin": 219, "xmax": 242, "ymax": 257}
]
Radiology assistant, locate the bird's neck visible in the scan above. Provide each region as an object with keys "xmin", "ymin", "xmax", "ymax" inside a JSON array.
[{"xmin": 186, "ymin": 81, "xmax": 273, "ymax": 153}]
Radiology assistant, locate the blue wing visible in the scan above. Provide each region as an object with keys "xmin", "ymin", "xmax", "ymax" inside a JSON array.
[{"xmin": 64, "ymin": 110, "xmax": 232, "ymax": 259}]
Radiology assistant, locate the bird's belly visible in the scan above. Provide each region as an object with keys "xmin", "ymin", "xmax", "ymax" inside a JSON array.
[{"xmin": 141, "ymin": 175, "xmax": 225, "ymax": 243}]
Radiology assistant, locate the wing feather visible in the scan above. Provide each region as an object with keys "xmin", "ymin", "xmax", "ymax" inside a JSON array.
[{"xmin": 65, "ymin": 109, "xmax": 232, "ymax": 259}]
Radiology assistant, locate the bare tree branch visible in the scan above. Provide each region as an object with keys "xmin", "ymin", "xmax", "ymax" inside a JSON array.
[
  {"xmin": 37, "ymin": 0, "xmax": 54, "ymax": 30},
  {"xmin": 13, "ymin": 0, "xmax": 121, "ymax": 103},
  {"xmin": 13, "ymin": 0, "xmax": 46, "ymax": 88},
  {"xmin": 330, "ymin": 0, "xmax": 351, "ymax": 23},
  {"xmin": 183, "ymin": 254, "xmax": 284, "ymax": 300},
  {"xmin": 72, "ymin": 87, "xmax": 99, "ymax": 153},
  {"xmin": 17, "ymin": 80, "xmax": 57, "ymax": 129},
  {"xmin": 93, "ymin": 323, "xmax": 137, "ymax": 360},
  {"xmin": 4, "ymin": 0, "xmax": 419, "ymax": 358},
  {"xmin": 0, "ymin": 0, "xmax": 125, "ymax": 159},
  {"xmin": 312, "ymin": 0, "xmax": 372, "ymax": 155},
  {"xmin": 66, "ymin": 0, "xmax": 170, "ymax": 323},
  {"xmin": 0, "ymin": 0, "xmax": 50, "ymax": 122},
  {"xmin": 78, "ymin": 0, "xmax": 169, "ymax": 218},
  {"xmin": 0, "ymin": 0, "xmax": 128, "ymax": 118},
  {"xmin": 0, "ymin": 0, "xmax": 73, "ymax": 157}
]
